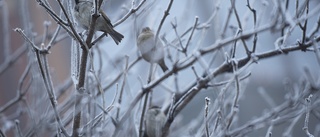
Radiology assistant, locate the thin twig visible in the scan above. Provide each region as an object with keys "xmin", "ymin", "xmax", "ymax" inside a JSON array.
[
  {"xmin": 116, "ymin": 56, "xmax": 130, "ymax": 120},
  {"xmin": 0, "ymin": 64, "xmax": 31, "ymax": 113},
  {"xmin": 246, "ymin": 0, "xmax": 258, "ymax": 52},
  {"xmin": 204, "ymin": 97, "xmax": 210, "ymax": 137},
  {"xmin": 155, "ymin": 0, "xmax": 175, "ymax": 42},
  {"xmin": 14, "ymin": 120, "xmax": 23, "ymax": 137},
  {"xmin": 184, "ymin": 16, "xmax": 199, "ymax": 55},
  {"xmin": 303, "ymin": 94, "xmax": 314, "ymax": 137}
]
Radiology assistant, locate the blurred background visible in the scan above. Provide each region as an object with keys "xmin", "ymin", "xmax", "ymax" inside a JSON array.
[{"xmin": 0, "ymin": 0, "xmax": 319, "ymax": 136}]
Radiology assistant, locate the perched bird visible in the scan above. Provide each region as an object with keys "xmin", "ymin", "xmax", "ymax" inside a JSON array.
[
  {"xmin": 145, "ymin": 106, "xmax": 166, "ymax": 137},
  {"xmin": 137, "ymin": 27, "xmax": 168, "ymax": 72},
  {"xmin": 73, "ymin": 0, "xmax": 124, "ymax": 45}
]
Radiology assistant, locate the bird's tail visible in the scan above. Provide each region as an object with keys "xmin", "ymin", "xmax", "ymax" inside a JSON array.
[
  {"xmin": 109, "ymin": 29, "xmax": 124, "ymax": 45},
  {"xmin": 158, "ymin": 59, "xmax": 168, "ymax": 72}
]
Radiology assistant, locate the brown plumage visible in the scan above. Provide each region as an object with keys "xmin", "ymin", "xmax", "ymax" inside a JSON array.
[
  {"xmin": 74, "ymin": 1, "xmax": 124, "ymax": 45},
  {"xmin": 137, "ymin": 27, "xmax": 168, "ymax": 72}
]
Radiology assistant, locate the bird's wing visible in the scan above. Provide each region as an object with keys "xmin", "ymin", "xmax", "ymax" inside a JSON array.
[{"xmin": 99, "ymin": 9, "xmax": 114, "ymax": 27}]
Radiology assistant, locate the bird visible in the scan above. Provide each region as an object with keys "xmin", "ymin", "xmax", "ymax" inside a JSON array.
[
  {"xmin": 145, "ymin": 106, "xmax": 166, "ymax": 137},
  {"xmin": 73, "ymin": 0, "xmax": 124, "ymax": 45},
  {"xmin": 137, "ymin": 27, "xmax": 168, "ymax": 72}
]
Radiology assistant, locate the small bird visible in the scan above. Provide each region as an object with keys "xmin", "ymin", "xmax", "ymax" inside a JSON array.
[
  {"xmin": 73, "ymin": 0, "xmax": 124, "ymax": 45},
  {"xmin": 137, "ymin": 27, "xmax": 168, "ymax": 72},
  {"xmin": 145, "ymin": 106, "xmax": 166, "ymax": 137}
]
